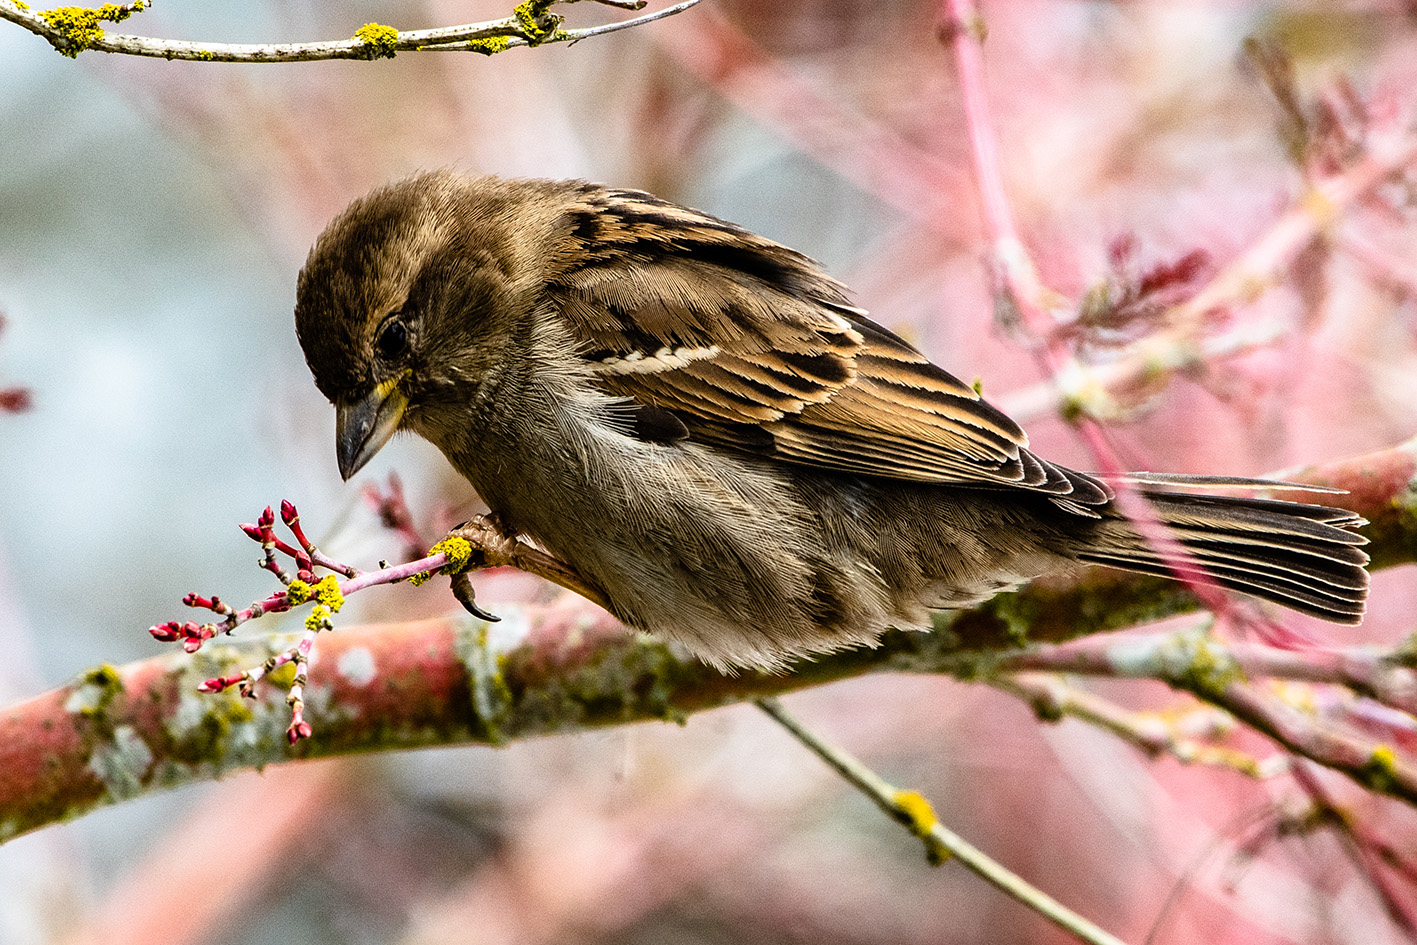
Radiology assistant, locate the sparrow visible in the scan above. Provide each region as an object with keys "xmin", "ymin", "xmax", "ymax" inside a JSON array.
[{"xmin": 294, "ymin": 171, "xmax": 1369, "ymax": 670}]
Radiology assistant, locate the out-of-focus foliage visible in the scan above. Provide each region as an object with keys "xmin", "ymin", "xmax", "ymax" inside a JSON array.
[{"xmin": 2, "ymin": 1, "xmax": 1417, "ymax": 943}]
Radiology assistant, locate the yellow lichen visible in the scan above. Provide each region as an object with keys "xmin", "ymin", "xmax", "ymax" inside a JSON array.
[
  {"xmin": 284, "ymin": 579, "xmax": 312, "ymax": 605},
  {"xmin": 513, "ymin": 0, "xmax": 558, "ymax": 45},
  {"xmin": 40, "ymin": 2, "xmax": 144, "ymax": 57},
  {"xmin": 893, "ymin": 790, "xmax": 952, "ymax": 865},
  {"xmin": 1366, "ymin": 744, "xmax": 1399, "ymax": 793},
  {"xmin": 313, "ymin": 574, "xmax": 345, "ymax": 613},
  {"xmin": 430, "ymin": 536, "xmax": 474, "ymax": 573},
  {"xmin": 412, "ymin": 536, "xmax": 476, "ymax": 585},
  {"xmin": 305, "ymin": 604, "xmax": 331, "ymax": 633},
  {"xmin": 1175, "ymin": 636, "xmax": 1245, "ymax": 701},
  {"xmin": 465, "ymin": 35, "xmax": 511, "ymax": 55},
  {"xmin": 894, "ymin": 790, "xmax": 939, "ymax": 833},
  {"xmin": 353, "ymin": 21, "xmax": 398, "ymax": 59},
  {"xmin": 65, "ymin": 664, "xmax": 125, "ymax": 717}
]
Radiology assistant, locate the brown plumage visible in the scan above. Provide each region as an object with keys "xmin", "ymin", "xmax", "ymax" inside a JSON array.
[{"xmin": 294, "ymin": 171, "xmax": 1368, "ymax": 670}]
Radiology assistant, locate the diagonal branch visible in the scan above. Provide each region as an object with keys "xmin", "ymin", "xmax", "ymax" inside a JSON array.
[{"xmin": 756, "ymin": 696, "xmax": 1132, "ymax": 945}]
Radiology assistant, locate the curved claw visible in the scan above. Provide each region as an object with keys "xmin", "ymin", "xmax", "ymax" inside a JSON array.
[{"xmin": 450, "ymin": 570, "xmax": 501, "ymax": 622}]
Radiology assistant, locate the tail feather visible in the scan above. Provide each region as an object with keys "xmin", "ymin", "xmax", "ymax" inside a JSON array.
[
  {"xmin": 1075, "ymin": 488, "xmax": 1370, "ymax": 624},
  {"xmin": 1183, "ymin": 537, "xmax": 1369, "ymax": 582},
  {"xmin": 1150, "ymin": 493, "xmax": 1368, "ymax": 536}
]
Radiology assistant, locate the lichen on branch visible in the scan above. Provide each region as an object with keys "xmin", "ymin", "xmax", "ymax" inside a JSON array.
[
  {"xmin": 38, "ymin": 1, "xmax": 145, "ymax": 56},
  {"xmin": 0, "ymin": 0, "xmax": 702, "ymax": 63}
]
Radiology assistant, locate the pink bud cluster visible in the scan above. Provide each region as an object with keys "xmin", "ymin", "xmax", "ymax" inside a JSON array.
[
  {"xmin": 146, "ymin": 499, "xmax": 361, "ymax": 743},
  {"xmin": 148, "ymin": 619, "xmax": 222, "ymax": 653},
  {"xmin": 147, "ymin": 498, "xmax": 454, "ymax": 744}
]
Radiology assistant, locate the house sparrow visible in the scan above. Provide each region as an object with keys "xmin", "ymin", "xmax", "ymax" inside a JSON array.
[{"xmin": 294, "ymin": 172, "xmax": 1368, "ymax": 670}]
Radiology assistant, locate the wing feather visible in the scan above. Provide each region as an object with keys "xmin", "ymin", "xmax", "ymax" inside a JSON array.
[{"xmin": 544, "ymin": 184, "xmax": 1112, "ymax": 510}]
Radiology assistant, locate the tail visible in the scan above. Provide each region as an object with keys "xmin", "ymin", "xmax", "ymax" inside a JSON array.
[{"xmin": 1075, "ymin": 486, "xmax": 1369, "ymax": 624}]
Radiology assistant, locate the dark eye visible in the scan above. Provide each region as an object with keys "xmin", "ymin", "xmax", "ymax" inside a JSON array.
[{"xmin": 375, "ymin": 318, "xmax": 408, "ymax": 360}]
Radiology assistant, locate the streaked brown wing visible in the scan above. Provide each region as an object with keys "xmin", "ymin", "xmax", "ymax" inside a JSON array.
[{"xmin": 543, "ymin": 184, "xmax": 1109, "ymax": 508}]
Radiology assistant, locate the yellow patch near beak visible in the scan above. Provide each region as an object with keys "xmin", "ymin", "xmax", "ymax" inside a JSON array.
[{"xmin": 335, "ymin": 375, "xmax": 409, "ymax": 480}]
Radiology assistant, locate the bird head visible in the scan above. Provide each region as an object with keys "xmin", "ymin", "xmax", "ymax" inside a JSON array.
[{"xmin": 294, "ymin": 171, "xmax": 557, "ymax": 479}]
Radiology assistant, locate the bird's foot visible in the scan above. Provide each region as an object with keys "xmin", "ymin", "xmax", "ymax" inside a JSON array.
[
  {"xmin": 447, "ymin": 513, "xmax": 521, "ymax": 570},
  {"xmin": 441, "ymin": 514, "xmax": 613, "ymax": 617},
  {"xmin": 440, "ymin": 515, "xmax": 521, "ymax": 622}
]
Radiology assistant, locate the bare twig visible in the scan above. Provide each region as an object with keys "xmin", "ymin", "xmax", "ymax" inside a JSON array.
[
  {"xmin": 755, "ymin": 697, "xmax": 1132, "ymax": 945},
  {"xmin": 991, "ymin": 628, "xmax": 1417, "ymax": 802},
  {"xmin": 0, "ymin": 0, "xmax": 702, "ymax": 62},
  {"xmin": 996, "ymin": 632, "xmax": 1417, "ymax": 718},
  {"xmin": 995, "ymin": 672, "xmax": 1278, "ymax": 778}
]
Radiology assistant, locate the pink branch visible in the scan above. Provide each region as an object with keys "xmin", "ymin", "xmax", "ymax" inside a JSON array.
[
  {"xmin": 649, "ymin": 7, "xmax": 968, "ymax": 233},
  {"xmin": 939, "ymin": 0, "xmax": 1049, "ymax": 322},
  {"xmin": 148, "ymin": 500, "xmax": 456, "ymax": 742},
  {"xmin": 939, "ymin": 0, "xmax": 1236, "ymax": 619},
  {"xmin": 1290, "ymin": 761, "xmax": 1417, "ymax": 936},
  {"xmin": 0, "ymin": 438, "xmax": 1414, "ymax": 841}
]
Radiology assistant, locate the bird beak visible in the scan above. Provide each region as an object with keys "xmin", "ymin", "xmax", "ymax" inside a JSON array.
[{"xmin": 336, "ymin": 376, "xmax": 409, "ymax": 481}]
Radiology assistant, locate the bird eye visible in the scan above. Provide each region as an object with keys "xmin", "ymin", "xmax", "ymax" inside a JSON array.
[{"xmin": 375, "ymin": 318, "xmax": 408, "ymax": 361}]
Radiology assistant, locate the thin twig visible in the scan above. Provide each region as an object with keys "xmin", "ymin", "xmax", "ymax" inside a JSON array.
[
  {"xmin": 429, "ymin": 0, "xmax": 702, "ymax": 51},
  {"xmin": 0, "ymin": 0, "xmax": 702, "ymax": 63},
  {"xmin": 995, "ymin": 632, "xmax": 1417, "ymax": 718},
  {"xmin": 988, "ymin": 629, "xmax": 1417, "ymax": 801},
  {"xmin": 994, "ymin": 672, "xmax": 1278, "ymax": 778},
  {"xmin": 755, "ymin": 696, "xmax": 1133, "ymax": 945},
  {"xmin": 1289, "ymin": 762, "xmax": 1417, "ymax": 937}
]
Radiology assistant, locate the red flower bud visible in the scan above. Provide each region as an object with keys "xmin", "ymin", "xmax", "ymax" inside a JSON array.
[{"xmin": 149, "ymin": 621, "xmax": 181, "ymax": 642}]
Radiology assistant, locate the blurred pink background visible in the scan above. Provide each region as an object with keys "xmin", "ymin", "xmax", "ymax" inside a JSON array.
[{"xmin": 2, "ymin": 1, "xmax": 1417, "ymax": 942}]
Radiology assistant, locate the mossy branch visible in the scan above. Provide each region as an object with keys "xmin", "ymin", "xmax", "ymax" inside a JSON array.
[{"xmin": 1, "ymin": 437, "xmax": 1414, "ymax": 842}]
